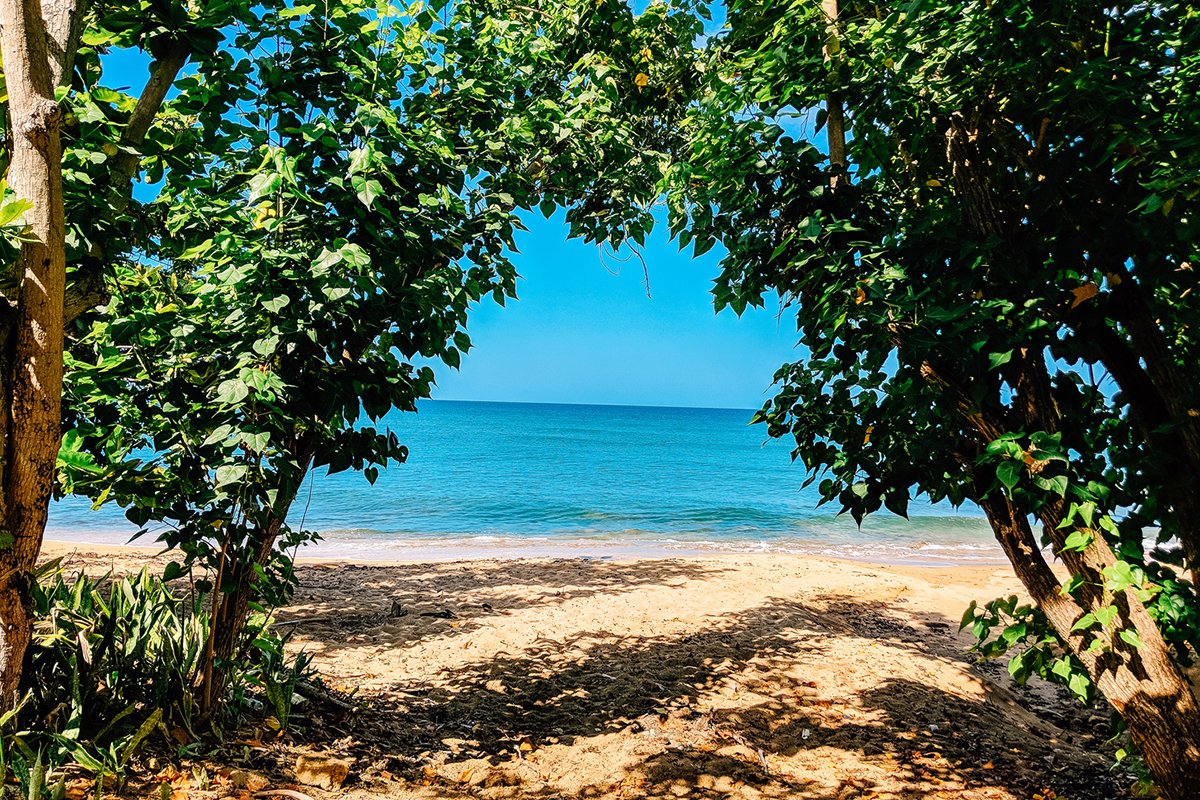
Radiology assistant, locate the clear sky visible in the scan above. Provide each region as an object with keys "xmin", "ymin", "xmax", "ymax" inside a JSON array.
[{"xmin": 434, "ymin": 212, "xmax": 798, "ymax": 410}]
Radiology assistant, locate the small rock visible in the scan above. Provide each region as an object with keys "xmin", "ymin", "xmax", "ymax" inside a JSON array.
[
  {"xmin": 295, "ymin": 753, "xmax": 353, "ymax": 790},
  {"xmin": 225, "ymin": 769, "xmax": 269, "ymax": 791},
  {"xmin": 389, "ymin": 600, "xmax": 408, "ymax": 617}
]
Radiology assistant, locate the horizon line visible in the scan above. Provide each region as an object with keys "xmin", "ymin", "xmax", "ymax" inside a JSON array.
[{"xmin": 424, "ymin": 397, "xmax": 762, "ymax": 414}]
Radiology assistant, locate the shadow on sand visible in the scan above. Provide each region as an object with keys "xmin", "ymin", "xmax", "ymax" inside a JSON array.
[{"xmin": 269, "ymin": 560, "xmax": 1126, "ymax": 800}]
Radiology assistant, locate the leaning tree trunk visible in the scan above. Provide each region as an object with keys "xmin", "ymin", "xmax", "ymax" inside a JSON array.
[
  {"xmin": 0, "ymin": 0, "xmax": 82, "ymax": 709},
  {"xmin": 201, "ymin": 442, "xmax": 315, "ymax": 715},
  {"xmin": 923, "ymin": 351, "xmax": 1200, "ymax": 797},
  {"xmin": 980, "ymin": 496, "xmax": 1200, "ymax": 799}
]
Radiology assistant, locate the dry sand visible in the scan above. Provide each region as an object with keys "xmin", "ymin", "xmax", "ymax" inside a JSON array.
[{"xmin": 41, "ymin": 541, "xmax": 1129, "ymax": 800}]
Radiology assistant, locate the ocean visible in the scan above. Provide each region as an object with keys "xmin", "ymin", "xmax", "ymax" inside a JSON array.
[{"xmin": 47, "ymin": 399, "xmax": 1001, "ymax": 564}]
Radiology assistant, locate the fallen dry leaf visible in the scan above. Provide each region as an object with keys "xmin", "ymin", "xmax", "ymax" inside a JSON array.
[{"xmin": 1070, "ymin": 282, "xmax": 1099, "ymax": 309}]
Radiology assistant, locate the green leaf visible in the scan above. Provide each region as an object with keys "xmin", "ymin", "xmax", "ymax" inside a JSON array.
[
  {"xmin": 1103, "ymin": 561, "xmax": 1139, "ymax": 593},
  {"xmin": 1067, "ymin": 671, "xmax": 1091, "ymax": 701},
  {"xmin": 988, "ymin": 350, "xmax": 1012, "ymax": 370},
  {"xmin": 202, "ymin": 424, "xmax": 235, "ymax": 447},
  {"xmin": 996, "ymin": 461, "xmax": 1022, "ymax": 491},
  {"xmin": 1094, "ymin": 604, "xmax": 1119, "ymax": 628},
  {"xmin": 215, "ymin": 379, "xmax": 249, "ymax": 405},
  {"xmin": 1070, "ymin": 613, "xmax": 1097, "ymax": 632},
  {"xmin": 279, "ymin": 3, "xmax": 317, "ymax": 19},
  {"xmin": 247, "ymin": 171, "xmax": 282, "ymax": 205},
  {"xmin": 959, "ymin": 600, "xmax": 977, "ymax": 631},
  {"xmin": 1062, "ymin": 530, "xmax": 1092, "ymax": 552},
  {"xmin": 355, "ymin": 177, "xmax": 384, "ymax": 209},
  {"xmin": 1118, "ymin": 628, "xmax": 1143, "ymax": 649},
  {"xmin": 214, "ymin": 465, "xmax": 247, "ymax": 487},
  {"xmin": 262, "ymin": 295, "xmax": 290, "ymax": 314},
  {"xmin": 241, "ymin": 431, "xmax": 270, "ymax": 452}
]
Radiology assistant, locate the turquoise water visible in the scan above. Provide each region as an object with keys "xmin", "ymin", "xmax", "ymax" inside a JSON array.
[{"xmin": 47, "ymin": 400, "xmax": 1000, "ymax": 564}]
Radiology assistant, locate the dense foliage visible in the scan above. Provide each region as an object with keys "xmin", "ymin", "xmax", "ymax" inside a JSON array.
[
  {"xmin": 0, "ymin": 0, "xmax": 281, "ymax": 714},
  {"xmin": 668, "ymin": 0, "xmax": 1200, "ymax": 795},
  {"xmin": 60, "ymin": 0, "xmax": 702, "ymax": 707},
  {"xmin": 9, "ymin": 0, "xmax": 1196, "ymax": 794}
]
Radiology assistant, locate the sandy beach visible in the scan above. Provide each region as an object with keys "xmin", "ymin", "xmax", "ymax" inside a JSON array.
[{"xmin": 40, "ymin": 540, "xmax": 1127, "ymax": 800}]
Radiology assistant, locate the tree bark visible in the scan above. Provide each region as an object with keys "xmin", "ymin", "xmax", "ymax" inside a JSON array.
[
  {"xmin": 205, "ymin": 513, "xmax": 288, "ymax": 712},
  {"xmin": 107, "ymin": 45, "xmax": 190, "ymax": 214},
  {"xmin": 922, "ymin": 349, "xmax": 1200, "ymax": 796},
  {"xmin": 0, "ymin": 14, "xmax": 184, "ymax": 708},
  {"xmin": 0, "ymin": 0, "xmax": 82, "ymax": 709}
]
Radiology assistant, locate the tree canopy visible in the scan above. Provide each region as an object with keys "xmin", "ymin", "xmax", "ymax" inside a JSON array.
[
  {"xmin": 667, "ymin": 0, "xmax": 1200, "ymax": 794},
  {"xmin": 5, "ymin": 0, "xmax": 1200, "ymax": 794},
  {"xmin": 59, "ymin": 0, "xmax": 703, "ymax": 707}
]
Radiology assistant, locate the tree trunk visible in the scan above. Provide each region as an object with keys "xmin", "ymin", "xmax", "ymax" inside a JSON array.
[
  {"xmin": 201, "ymin": 443, "xmax": 315, "ymax": 715},
  {"xmin": 926, "ymin": 350, "xmax": 1200, "ymax": 796},
  {"xmin": 979, "ymin": 496, "xmax": 1200, "ymax": 799},
  {"xmin": 204, "ymin": 517, "xmax": 286, "ymax": 711},
  {"xmin": 821, "ymin": 0, "xmax": 846, "ymax": 188},
  {"xmin": 0, "ymin": 0, "xmax": 82, "ymax": 709}
]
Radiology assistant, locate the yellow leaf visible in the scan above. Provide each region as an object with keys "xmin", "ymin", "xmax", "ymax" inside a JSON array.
[
  {"xmin": 1162, "ymin": 196, "xmax": 1175, "ymax": 216},
  {"xmin": 1069, "ymin": 283, "xmax": 1098, "ymax": 309},
  {"xmin": 855, "ymin": 286, "xmax": 867, "ymax": 304},
  {"xmin": 863, "ymin": 425, "xmax": 874, "ymax": 444},
  {"xmin": 1104, "ymin": 271, "xmax": 1122, "ymax": 287},
  {"xmin": 634, "ymin": 73, "xmax": 649, "ymax": 90},
  {"xmin": 926, "ymin": 179, "xmax": 942, "ymax": 187}
]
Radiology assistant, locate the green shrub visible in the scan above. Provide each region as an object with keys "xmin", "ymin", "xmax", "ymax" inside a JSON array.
[
  {"xmin": 4, "ymin": 562, "xmax": 312, "ymax": 796},
  {"xmin": 25, "ymin": 563, "xmax": 208, "ymax": 740}
]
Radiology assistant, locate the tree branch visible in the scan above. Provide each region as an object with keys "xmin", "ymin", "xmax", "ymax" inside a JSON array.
[{"xmin": 108, "ymin": 45, "xmax": 190, "ymax": 213}]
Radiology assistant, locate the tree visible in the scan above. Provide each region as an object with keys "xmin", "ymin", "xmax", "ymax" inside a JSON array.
[
  {"xmin": 61, "ymin": 0, "xmax": 702, "ymax": 712},
  {"xmin": 668, "ymin": 0, "xmax": 1200, "ymax": 795},
  {"xmin": 0, "ymin": 0, "xmax": 82, "ymax": 710},
  {"xmin": 0, "ymin": 0, "xmax": 332, "ymax": 710}
]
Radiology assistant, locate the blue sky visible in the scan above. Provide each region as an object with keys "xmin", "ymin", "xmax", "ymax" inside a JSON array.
[{"xmin": 434, "ymin": 212, "xmax": 798, "ymax": 410}]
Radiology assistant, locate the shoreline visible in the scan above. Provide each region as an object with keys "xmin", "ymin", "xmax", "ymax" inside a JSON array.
[
  {"xmin": 40, "ymin": 537, "xmax": 1012, "ymax": 579},
  {"xmin": 41, "ymin": 528, "xmax": 1008, "ymax": 569}
]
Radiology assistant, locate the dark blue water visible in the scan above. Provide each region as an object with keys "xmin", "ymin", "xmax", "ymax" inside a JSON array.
[{"xmin": 47, "ymin": 400, "xmax": 999, "ymax": 563}]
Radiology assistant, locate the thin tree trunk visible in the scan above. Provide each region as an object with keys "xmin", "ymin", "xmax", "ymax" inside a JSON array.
[
  {"xmin": 205, "ymin": 516, "xmax": 286, "ymax": 709},
  {"xmin": 201, "ymin": 442, "xmax": 315, "ymax": 714},
  {"xmin": 821, "ymin": 0, "xmax": 846, "ymax": 188},
  {"xmin": 0, "ymin": 0, "xmax": 82, "ymax": 709}
]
